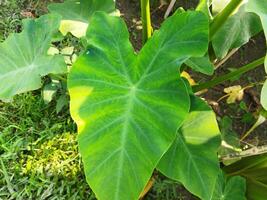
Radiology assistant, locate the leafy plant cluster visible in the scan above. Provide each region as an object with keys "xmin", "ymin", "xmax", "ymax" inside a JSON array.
[{"xmin": 0, "ymin": 0, "xmax": 267, "ymax": 199}]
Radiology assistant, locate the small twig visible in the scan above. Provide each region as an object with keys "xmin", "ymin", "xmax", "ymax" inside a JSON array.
[
  {"xmin": 220, "ymin": 144, "xmax": 267, "ymax": 162},
  {"xmin": 240, "ymin": 114, "xmax": 266, "ymax": 141},
  {"xmin": 215, "ymin": 48, "xmax": 239, "ymax": 69},
  {"xmin": 164, "ymin": 0, "xmax": 177, "ymax": 19}
]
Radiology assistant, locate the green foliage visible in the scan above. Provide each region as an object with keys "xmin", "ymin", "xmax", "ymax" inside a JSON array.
[
  {"xmin": 185, "ymin": 55, "xmax": 214, "ymax": 75},
  {"xmin": 48, "ymin": 0, "xmax": 116, "ymax": 22},
  {"xmin": 224, "ymin": 153, "xmax": 267, "ymax": 200},
  {"xmin": 48, "ymin": 0, "xmax": 116, "ymax": 37},
  {"xmin": 1, "ymin": 0, "xmax": 267, "ymax": 199},
  {"xmin": 68, "ymin": 11, "xmax": 209, "ymax": 200},
  {"xmin": 0, "ymin": 0, "xmax": 23, "ymax": 41},
  {"xmin": 0, "ymin": 93, "xmax": 93, "ymax": 200},
  {"xmin": 212, "ymin": 5, "xmax": 262, "ymax": 59},
  {"xmin": 158, "ymin": 96, "xmax": 221, "ymax": 200},
  {"xmin": 0, "ymin": 14, "xmax": 66, "ymax": 101},
  {"xmin": 196, "ymin": 0, "xmax": 212, "ymax": 19},
  {"xmin": 246, "ymin": 0, "xmax": 267, "ymax": 110},
  {"xmin": 211, "ymin": 171, "xmax": 246, "ymax": 200}
]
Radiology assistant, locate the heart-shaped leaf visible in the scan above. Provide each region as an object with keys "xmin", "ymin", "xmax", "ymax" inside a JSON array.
[
  {"xmin": 0, "ymin": 14, "xmax": 66, "ymax": 101},
  {"xmin": 157, "ymin": 96, "xmax": 221, "ymax": 200},
  {"xmin": 68, "ymin": 11, "xmax": 209, "ymax": 200},
  {"xmin": 211, "ymin": 171, "xmax": 246, "ymax": 200},
  {"xmin": 246, "ymin": 0, "xmax": 267, "ymax": 110},
  {"xmin": 48, "ymin": 0, "xmax": 116, "ymax": 38},
  {"xmin": 212, "ymin": 5, "xmax": 262, "ymax": 59}
]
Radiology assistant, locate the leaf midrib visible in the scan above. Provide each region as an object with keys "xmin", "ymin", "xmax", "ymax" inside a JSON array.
[{"xmin": 114, "ymin": 87, "xmax": 137, "ymax": 200}]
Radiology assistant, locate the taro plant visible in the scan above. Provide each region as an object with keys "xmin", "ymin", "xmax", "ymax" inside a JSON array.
[{"xmin": 0, "ymin": 0, "xmax": 267, "ymax": 199}]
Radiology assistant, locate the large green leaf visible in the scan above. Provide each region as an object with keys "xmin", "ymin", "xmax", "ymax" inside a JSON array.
[
  {"xmin": 0, "ymin": 14, "xmax": 66, "ymax": 101},
  {"xmin": 246, "ymin": 0, "xmax": 267, "ymax": 110},
  {"xmin": 48, "ymin": 0, "xmax": 116, "ymax": 38},
  {"xmin": 212, "ymin": 5, "xmax": 262, "ymax": 59},
  {"xmin": 68, "ymin": 11, "xmax": 209, "ymax": 200},
  {"xmin": 211, "ymin": 171, "xmax": 246, "ymax": 200},
  {"xmin": 224, "ymin": 153, "xmax": 267, "ymax": 200},
  {"xmin": 157, "ymin": 96, "xmax": 221, "ymax": 200}
]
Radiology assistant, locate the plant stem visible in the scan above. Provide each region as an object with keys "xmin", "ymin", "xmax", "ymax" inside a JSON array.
[
  {"xmin": 240, "ymin": 115, "xmax": 266, "ymax": 141},
  {"xmin": 214, "ymin": 48, "xmax": 239, "ymax": 69},
  {"xmin": 210, "ymin": 0, "xmax": 243, "ymax": 39},
  {"xmin": 164, "ymin": 0, "xmax": 177, "ymax": 19},
  {"xmin": 192, "ymin": 57, "xmax": 265, "ymax": 92},
  {"xmin": 141, "ymin": 0, "xmax": 152, "ymax": 44}
]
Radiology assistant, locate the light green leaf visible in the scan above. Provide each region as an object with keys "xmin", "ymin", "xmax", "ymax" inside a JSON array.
[
  {"xmin": 212, "ymin": 0, "xmax": 231, "ymax": 14},
  {"xmin": 196, "ymin": 0, "xmax": 212, "ymax": 19},
  {"xmin": 185, "ymin": 55, "xmax": 214, "ymax": 75},
  {"xmin": 246, "ymin": 0, "xmax": 267, "ymax": 110},
  {"xmin": 157, "ymin": 96, "xmax": 221, "ymax": 200},
  {"xmin": 212, "ymin": 5, "xmax": 262, "ymax": 59},
  {"xmin": 47, "ymin": 46, "xmax": 60, "ymax": 56},
  {"xmin": 262, "ymin": 82, "xmax": 267, "ymax": 109},
  {"xmin": 42, "ymin": 80, "xmax": 60, "ymax": 104},
  {"xmin": 246, "ymin": 0, "xmax": 267, "ymax": 40},
  {"xmin": 0, "ymin": 14, "xmax": 66, "ymax": 101},
  {"xmin": 68, "ymin": 11, "xmax": 209, "ymax": 200},
  {"xmin": 211, "ymin": 171, "xmax": 246, "ymax": 200},
  {"xmin": 59, "ymin": 20, "xmax": 88, "ymax": 38},
  {"xmin": 48, "ymin": 0, "xmax": 116, "ymax": 38}
]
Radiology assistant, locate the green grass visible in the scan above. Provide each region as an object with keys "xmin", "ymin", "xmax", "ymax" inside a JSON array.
[{"xmin": 0, "ymin": 92, "xmax": 95, "ymax": 200}]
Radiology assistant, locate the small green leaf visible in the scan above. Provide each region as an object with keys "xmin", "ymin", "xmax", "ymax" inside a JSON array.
[
  {"xmin": 68, "ymin": 11, "xmax": 209, "ymax": 200},
  {"xmin": 211, "ymin": 171, "xmax": 246, "ymax": 200},
  {"xmin": 0, "ymin": 14, "xmax": 66, "ymax": 101},
  {"xmin": 42, "ymin": 80, "xmax": 60, "ymax": 104},
  {"xmin": 48, "ymin": 0, "xmax": 116, "ymax": 38},
  {"xmin": 157, "ymin": 96, "xmax": 221, "ymax": 200},
  {"xmin": 212, "ymin": 5, "xmax": 262, "ymax": 59}
]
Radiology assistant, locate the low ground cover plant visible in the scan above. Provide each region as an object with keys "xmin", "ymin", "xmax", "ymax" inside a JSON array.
[{"xmin": 0, "ymin": 0, "xmax": 267, "ymax": 199}]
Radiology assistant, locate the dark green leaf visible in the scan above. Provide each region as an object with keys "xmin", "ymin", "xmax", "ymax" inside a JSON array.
[
  {"xmin": 224, "ymin": 153, "xmax": 267, "ymax": 200},
  {"xmin": 56, "ymin": 94, "xmax": 69, "ymax": 113},
  {"xmin": 212, "ymin": 5, "xmax": 262, "ymax": 59},
  {"xmin": 211, "ymin": 171, "xmax": 246, "ymax": 200}
]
